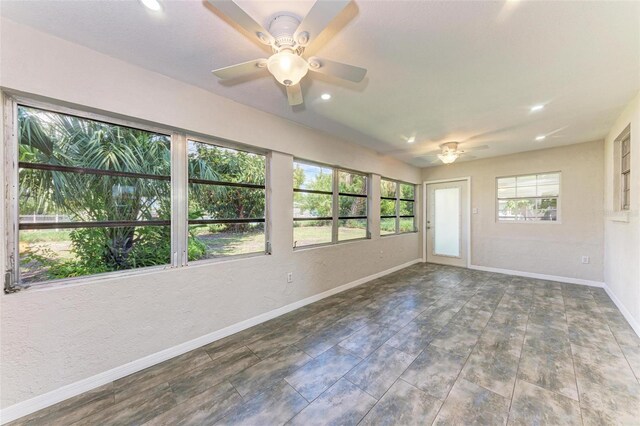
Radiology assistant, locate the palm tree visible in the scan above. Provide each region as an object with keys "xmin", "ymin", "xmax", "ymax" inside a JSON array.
[{"xmin": 18, "ymin": 106, "xmax": 215, "ymax": 271}]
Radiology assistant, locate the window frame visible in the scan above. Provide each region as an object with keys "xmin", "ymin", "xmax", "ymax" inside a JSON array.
[
  {"xmin": 185, "ymin": 137, "xmax": 270, "ymax": 264},
  {"xmin": 495, "ymin": 171, "xmax": 562, "ymax": 224},
  {"xmin": 620, "ymin": 130, "xmax": 631, "ymax": 211},
  {"xmin": 2, "ymin": 93, "xmax": 272, "ymax": 292},
  {"xmin": 380, "ymin": 178, "xmax": 417, "ymax": 235},
  {"xmin": 293, "ymin": 159, "xmax": 370, "ymax": 249},
  {"xmin": 337, "ymin": 169, "xmax": 370, "ymax": 243}
]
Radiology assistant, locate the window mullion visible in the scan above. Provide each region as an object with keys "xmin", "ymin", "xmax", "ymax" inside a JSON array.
[
  {"xmin": 265, "ymin": 152, "xmax": 272, "ymax": 254},
  {"xmin": 332, "ymin": 169, "xmax": 339, "ymax": 243},
  {"xmin": 395, "ymin": 183, "xmax": 400, "ymax": 234},
  {"xmin": 412, "ymin": 188, "xmax": 417, "ymax": 232},
  {"xmin": 171, "ymin": 133, "xmax": 188, "ymax": 267},
  {"xmin": 3, "ymin": 95, "xmax": 19, "ymax": 292},
  {"xmin": 366, "ymin": 174, "xmax": 372, "ymax": 239},
  {"xmin": 621, "ymin": 134, "xmax": 631, "ymax": 211}
]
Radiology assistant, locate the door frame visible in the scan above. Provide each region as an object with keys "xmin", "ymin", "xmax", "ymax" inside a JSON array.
[{"xmin": 422, "ymin": 177, "xmax": 472, "ymax": 267}]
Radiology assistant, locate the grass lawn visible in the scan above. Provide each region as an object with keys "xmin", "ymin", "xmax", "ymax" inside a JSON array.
[
  {"xmin": 294, "ymin": 225, "xmax": 366, "ymax": 247},
  {"xmin": 19, "ymin": 230, "xmax": 75, "ymax": 284},
  {"xmin": 20, "ymin": 229, "xmax": 71, "ymax": 242},
  {"xmin": 21, "ymin": 225, "xmax": 371, "ymax": 259},
  {"xmin": 19, "ymin": 230, "xmax": 74, "ymax": 261},
  {"xmin": 194, "ymin": 225, "xmax": 368, "ymax": 256},
  {"xmin": 18, "ymin": 225, "xmax": 372, "ymax": 283},
  {"xmin": 192, "ymin": 228, "xmax": 266, "ymax": 257}
]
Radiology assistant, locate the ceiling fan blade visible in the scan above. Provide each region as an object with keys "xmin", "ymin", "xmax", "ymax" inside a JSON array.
[
  {"xmin": 307, "ymin": 57, "xmax": 367, "ymax": 82},
  {"xmin": 212, "ymin": 58, "xmax": 268, "ymax": 80},
  {"xmin": 286, "ymin": 84, "xmax": 304, "ymax": 106},
  {"xmin": 461, "ymin": 145, "xmax": 489, "ymax": 152},
  {"xmin": 418, "ymin": 149, "xmax": 443, "ymax": 157},
  {"xmin": 294, "ymin": 0, "xmax": 351, "ymax": 47},
  {"xmin": 459, "ymin": 154, "xmax": 477, "ymax": 160},
  {"xmin": 207, "ymin": 0, "xmax": 275, "ymax": 45},
  {"xmin": 422, "ymin": 158, "xmax": 441, "ymax": 164}
]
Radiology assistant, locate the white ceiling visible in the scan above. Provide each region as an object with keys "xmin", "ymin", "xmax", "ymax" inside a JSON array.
[{"xmin": 1, "ymin": 0, "xmax": 639, "ymax": 166}]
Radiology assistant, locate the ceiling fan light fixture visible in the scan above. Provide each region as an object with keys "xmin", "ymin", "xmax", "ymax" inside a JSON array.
[
  {"xmin": 438, "ymin": 151, "xmax": 459, "ymax": 164},
  {"xmin": 207, "ymin": 0, "xmax": 366, "ymax": 105},
  {"xmin": 140, "ymin": 0, "xmax": 162, "ymax": 11},
  {"xmin": 267, "ymin": 51, "xmax": 309, "ymax": 86}
]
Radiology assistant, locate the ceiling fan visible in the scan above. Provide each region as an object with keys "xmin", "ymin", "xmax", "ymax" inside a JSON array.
[
  {"xmin": 420, "ymin": 142, "xmax": 489, "ymax": 165},
  {"xmin": 207, "ymin": 0, "xmax": 367, "ymax": 106}
]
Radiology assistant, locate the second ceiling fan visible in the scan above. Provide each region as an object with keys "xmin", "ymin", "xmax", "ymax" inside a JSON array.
[
  {"xmin": 420, "ymin": 142, "xmax": 489, "ymax": 164},
  {"xmin": 207, "ymin": 0, "xmax": 367, "ymax": 106}
]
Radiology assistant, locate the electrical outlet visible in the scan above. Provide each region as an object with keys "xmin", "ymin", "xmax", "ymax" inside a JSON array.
[
  {"xmin": 287, "ymin": 272, "xmax": 293, "ymax": 283},
  {"xmin": 581, "ymin": 256, "xmax": 590, "ymax": 264}
]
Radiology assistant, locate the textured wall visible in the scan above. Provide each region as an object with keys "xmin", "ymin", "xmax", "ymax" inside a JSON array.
[
  {"xmin": 422, "ymin": 141, "xmax": 605, "ymax": 282},
  {"xmin": 603, "ymin": 92, "xmax": 640, "ymax": 327},
  {"xmin": 0, "ymin": 19, "xmax": 422, "ymax": 408}
]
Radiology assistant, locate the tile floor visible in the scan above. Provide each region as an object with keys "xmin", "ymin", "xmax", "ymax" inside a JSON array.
[{"xmin": 11, "ymin": 263, "xmax": 640, "ymax": 425}]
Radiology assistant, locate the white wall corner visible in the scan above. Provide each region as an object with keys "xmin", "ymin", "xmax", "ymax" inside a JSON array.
[
  {"xmin": 604, "ymin": 284, "xmax": 640, "ymax": 338},
  {"xmin": 0, "ymin": 258, "xmax": 422, "ymax": 425},
  {"xmin": 468, "ymin": 264, "xmax": 605, "ymax": 288},
  {"xmin": 469, "ymin": 264, "xmax": 639, "ymax": 337}
]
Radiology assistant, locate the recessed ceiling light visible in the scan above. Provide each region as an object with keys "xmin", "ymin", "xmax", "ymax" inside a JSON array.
[
  {"xmin": 407, "ymin": 136, "xmax": 416, "ymax": 144},
  {"xmin": 535, "ymin": 135, "xmax": 546, "ymax": 141},
  {"xmin": 530, "ymin": 104, "xmax": 545, "ymax": 112},
  {"xmin": 140, "ymin": 0, "xmax": 162, "ymax": 12},
  {"xmin": 320, "ymin": 93, "xmax": 331, "ymax": 101}
]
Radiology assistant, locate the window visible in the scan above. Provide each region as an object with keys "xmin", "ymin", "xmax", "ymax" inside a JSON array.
[
  {"xmin": 497, "ymin": 172, "xmax": 560, "ymax": 222},
  {"xmin": 621, "ymin": 131, "xmax": 631, "ymax": 211},
  {"xmin": 380, "ymin": 179, "xmax": 416, "ymax": 234},
  {"xmin": 187, "ymin": 141, "xmax": 266, "ymax": 259},
  {"xmin": 339, "ymin": 170, "xmax": 368, "ymax": 241},
  {"xmin": 293, "ymin": 161, "xmax": 368, "ymax": 248},
  {"xmin": 293, "ymin": 162, "xmax": 333, "ymax": 247},
  {"xmin": 16, "ymin": 105, "xmax": 172, "ymax": 285},
  {"xmin": 5, "ymin": 99, "xmax": 273, "ymax": 291}
]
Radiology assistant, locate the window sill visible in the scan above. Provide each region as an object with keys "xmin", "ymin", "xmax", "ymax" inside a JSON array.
[
  {"xmin": 7, "ymin": 252, "xmax": 271, "ymax": 294},
  {"xmin": 186, "ymin": 251, "xmax": 269, "ymax": 268},
  {"xmin": 496, "ymin": 220, "xmax": 562, "ymax": 225},
  {"xmin": 380, "ymin": 230, "xmax": 419, "ymax": 237},
  {"xmin": 293, "ymin": 237, "xmax": 371, "ymax": 252},
  {"xmin": 609, "ymin": 211, "xmax": 630, "ymax": 223},
  {"xmin": 7, "ymin": 264, "xmax": 170, "ymax": 294}
]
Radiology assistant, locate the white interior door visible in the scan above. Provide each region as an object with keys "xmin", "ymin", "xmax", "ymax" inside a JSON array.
[{"xmin": 426, "ymin": 180, "xmax": 469, "ymax": 267}]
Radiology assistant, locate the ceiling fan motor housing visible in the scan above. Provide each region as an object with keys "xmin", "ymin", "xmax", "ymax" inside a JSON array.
[
  {"xmin": 269, "ymin": 14, "xmax": 302, "ymax": 52},
  {"xmin": 207, "ymin": 0, "xmax": 367, "ymax": 105},
  {"xmin": 266, "ymin": 14, "xmax": 309, "ymax": 87},
  {"xmin": 441, "ymin": 142, "xmax": 460, "ymax": 153}
]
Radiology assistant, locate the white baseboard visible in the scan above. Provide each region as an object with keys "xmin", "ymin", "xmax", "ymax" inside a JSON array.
[
  {"xmin": 603, "ymin": 285, "xmax": 640, "ymax": 338},
  {"xmin": 468, "ymin": 264, "xmax": 639, "ymax": 337},
  {"xmin": 0, "ymin": 258, "xmax": 422, "ymax": 425},
  {"xmin": 468, "ymin": 264, "xmax": 605, "ymax": 288}
]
